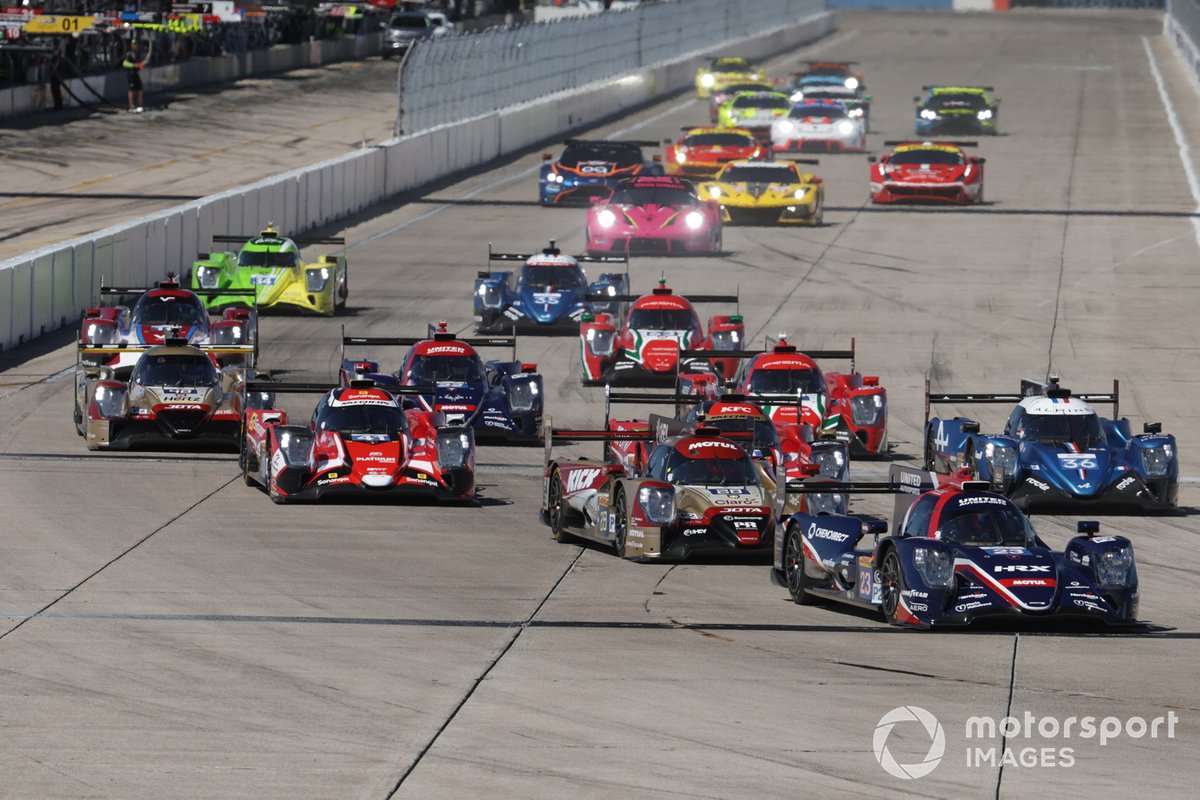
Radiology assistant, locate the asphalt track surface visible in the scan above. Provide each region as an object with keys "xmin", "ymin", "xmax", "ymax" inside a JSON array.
[{"xmin": 1, "ymin": 9, "xmax": 1198, "ymax": 799}]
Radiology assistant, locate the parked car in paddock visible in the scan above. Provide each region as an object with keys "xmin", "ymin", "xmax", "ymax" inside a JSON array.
[
  {"xmin": 239, "ymin": 380, "xmax": 476, "ymax": 504},
  {"xmin": 924, "ymin": 376, "xmax": 1178, "ymax": 512},
  {"xmin": 869, "ymin": 139, "xmax": 985, "ymax": 205},
  {"xmin": 584, "ymin": 176, "xmax": 723, "ymax": 256},
  {"xmin": 772, "ymin": 465, "xmax": 1141, "ymax": 629},
  {"xmin": 339, "ymin": 322, "xmax": 543, "ymax": 444}
]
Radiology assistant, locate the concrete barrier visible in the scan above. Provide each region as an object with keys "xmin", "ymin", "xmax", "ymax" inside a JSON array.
[{"xmin": 0, "ymin": 11, "xmax": 836, "ymax": 353}]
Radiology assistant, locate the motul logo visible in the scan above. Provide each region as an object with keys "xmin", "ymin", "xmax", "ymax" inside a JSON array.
[
  {"xmin": 566, "ymin": 468, "xmax": 601, "ymax": 493},
  {"xmin": 1004, "ymin": 578, "xmax": 1055, "ymax": 587},
  {"xmin": 994, "ymin": 565, "xmax": 1051, "ymax": 573}
]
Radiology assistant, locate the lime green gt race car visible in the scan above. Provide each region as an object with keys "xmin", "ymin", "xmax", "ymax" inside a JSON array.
[{"xmin": 191, "ymin": 225, "xmax": 348, "ymax": 316}]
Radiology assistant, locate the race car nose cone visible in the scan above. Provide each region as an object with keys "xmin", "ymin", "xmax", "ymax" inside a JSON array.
[{"xmin": 641, "ymin": 339, "xmax": 680, "ymax": 372}]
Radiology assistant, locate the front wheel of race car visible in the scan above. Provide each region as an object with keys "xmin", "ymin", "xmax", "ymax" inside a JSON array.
[
  {"xmin": 812, "ymin": 194, "xmax": 824, "ymax": 226},
  {"xmin": 879, "ymin": 550, "xmax": 906, "ymax": 625},
  {"xmin": 613, "ymin": 488, "xmax": 629, "ymax": 558},
  {"xmin": 547, "ymin": 469, "xmax": 575, "ymax": 544},
  {"xmin": 785, "ymin": 524, "xmax": 817, "ymax": 605}
]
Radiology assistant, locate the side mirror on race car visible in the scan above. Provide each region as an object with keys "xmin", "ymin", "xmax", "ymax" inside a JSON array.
[
  {"xmin": 1077, "ymin": 520, "xmax": 1100, "ymax": 537},
  {"xmin": 862, "ymin": 518, "xmax": 888, "ymax": 535},
  {"xmin": 1144, "ymin": 422, "xmax": 1163, "ymax": 434},
  {"xmin": 961, "ymin": 420, "xmax": 981, "ymax": 433},
  {"xmin": 799, "ymin": 463, "xmax": 821, "ymax": 476},
  {"xmin": 973, "ymin": 157, "xmax": 986, "ymax": 164},
  {"xmin": 542, "ymin": 153, "xmax": 552, "ymax": 161},
  {"xmin": 521, "ymin": 363, "xmax": 538, "ymax": 373},
  {"xmin": 867, "ymin": 156, "xmax": 877, "ymax": 163},
  {"xmin": 589, "ymin": 196, "xmax": 605, "ymax": 206}
]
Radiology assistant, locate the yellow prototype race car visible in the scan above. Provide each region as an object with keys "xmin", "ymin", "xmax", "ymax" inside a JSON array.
[
  {"xmin": 695, "ymin": 56, "xmax": 764, "ymax": 99},
  {"xmin": 697, "ymin": 159, "xmax": 825, "ymax": 226}
]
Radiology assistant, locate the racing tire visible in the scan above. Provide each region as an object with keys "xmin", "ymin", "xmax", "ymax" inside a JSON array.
[
  {"xmin": 922, "ymin": 425, "xmax": 935, "ymax": 472},
  {"xmin": 613, "ymin": 488, "xmax": 629, "ymax": 558},
  {"xmin": 241, "ymin": 445, "xmax": 257, "ymax": 487},
  {"xmin": 812, "ymin": 194, "xmax": 824, "ymax": 227},
  {"xmin": 547, "ymin": 469, "xmax": 575, "ymax": 544},
  {"xmin": 336, "ymin": 268, "xmax": 349, "ymax": 312},
  {"xmin": 879, "ymin": 550, "xmax": 905, "ymax": 625},
  {"xmin": 73, "ymin": 398, "xmax": 84, "ymax": 436},
  {"xmin": 784, "ymin": 524, "xmax": 817, "ymax": 605},
  {"xmin": 963, "ymin": 438, "xmax": 978, "ymax": 478}
]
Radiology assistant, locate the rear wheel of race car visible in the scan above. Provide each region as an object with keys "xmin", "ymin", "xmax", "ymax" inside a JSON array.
[
  {"xmin": 923, "ymin": 425, "xmax": 935, "ymax": 471},
  {"xmin": 337, "ymin": 267, "xmax": 349, "ymax": 311},
  {"xmin": 879, "ymin": 550, "xmax": 906, "ymax": 625},
  {"xmin": 547, "ymin": 469, "xmax": 575, "ymax": 544},
  {"xmin": 613, "ymin": 488, "xmax": 629, "ymax": 558},
  {"xmin": 785, "ymin": 524, "xmax": 816, "ymax": 605},
  {"xmin": 73, "ymin": 398, "xmax": 84, "ymax": 436}
]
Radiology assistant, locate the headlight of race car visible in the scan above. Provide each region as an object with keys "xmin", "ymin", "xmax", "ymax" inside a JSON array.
[
  {"xmin": 848, "ymin": 107, "xmax": 864, "ymax": 118},
  {"xmin": 507, "ymin": 379, "xmax": 539, "ymax": 412},
  {"xmin": 806, "ymin": 491, "xmax": 846, "ymax": 516},
  {"xmin": 984, "ymin": 442, "xmax": 1018, "ymax": 481},
  {"xmin": 84, "ymin": 322, "xmax": 117, "ymax": 345},
  {"xmin": 210, "ymin": 324, "xmax": 243, "ymax": 346},
  {"xmin": 708, "ymin": 186, "xmax": 722, "ymax": 199},
  {"xmin": 837, "ymin": 121, "xmax": 855, "ymax": 135},
  {"xmin": 305, "ymin": 267, "xmax": 330, "ymax": 293},
  {"xmin": 1140, "ymin": 443, "xmax": 1174, "ymax": 477},
  {"xmin": 637, "ymin": 485, "xmax": 675, "ymax": 525},
  {"xmin": 436, "ymin": 428, "xmax": 474, "ymax": 470},
  {"xmin": 477, "ymin": 283, "xmax": 504, "ymax": 309},
  {"xmin": 586, "ymin": 327, "xmax": 615, "ymax": 357},
  {"xmin": 675, "ymin": 149, "xmax": 687, "ymax": 164},
  {"xmin": 277, "ymin": 429, "xmax": 315, "ymax": 467},
  {"xmin": 700, "ymin": 73, "xmax": 715, "ymax": 88},
  {"xmin": 790, "ymin": 91, "xmax": 804, "ymax": 102},
  {"xmin": 811, "ymin": 445, "xmax": 847, "ymax": 479},
  {"xmin": 196, "ymin": 266, "xmax": 221, "ymax": 290},
  {"xmin": 913, "ymin": 546, "xmax": 954, "ymax": 588},
  {"xmin": 92, "ymin": 384, "xmax": 125, "ymax": 419},
  {"xmin": 844, "ymin": 77, "xmax": 859, "ymax": 90},
  {"xmin": 1096, "ymin": 545, "xmax": 1135, "ymax": 587},
  {"xmin": 977, "ymin": 109, "xmax": 993, "ymax": 120},
  {"xmin": 920, "ymin": 109, "xmax": 938, "ymax": 120},
  {"xmin": 596, "ymin": 209, "xmax": 617, "ymax": 228},
  {"xmin": 793, "ymin": 187, "xmax": 808, "ymax": 200},
  {"xmin": 684, "ymin": 210, "xmax": 705, "ymax": 230},
  {"xmin": 850, "ymin": 393, "xmax": 884, "ymax": 426},
  {"xmin": 776, "ymin": 120, "xmax": 795, "ymax": 135},
  {"xmin": 710, "ymin": 329, "xmax": 739, "ymax": 351}
]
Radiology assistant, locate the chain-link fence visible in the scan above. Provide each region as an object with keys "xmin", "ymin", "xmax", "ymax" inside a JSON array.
[{"xmin": 396, "ymin": 0, "xmax": 827, "ymax": 135}]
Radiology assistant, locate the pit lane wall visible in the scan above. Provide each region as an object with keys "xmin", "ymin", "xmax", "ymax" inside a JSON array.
[
  {"xmin": 1167, "ymin": 0, "xmax": 1200, "ymax": 83},
  {"xmin": 0, "ymin": 6, "xmax": 836, "ymax": 352}
]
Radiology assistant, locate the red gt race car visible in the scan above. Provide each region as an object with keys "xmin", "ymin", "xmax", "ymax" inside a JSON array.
[
  {"xmin": 664, "ymin": 126, "xmax": 769, "ymax": 179},
  {"xmin": 586, "ymin": 176, "xmax": 723, "ymax": 255},
  {"xmin": 869, "ymin": 140, "xmax": 985, "ymax": 205}
]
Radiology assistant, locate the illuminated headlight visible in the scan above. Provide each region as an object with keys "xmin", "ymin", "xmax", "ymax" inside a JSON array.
[
  {"xmin": 585, "ymin": 327, "xmax": 615, "ymax": 357},
  {"xmin": 811, "ymin": 446, "xmax": 846, "ymax": 479},
  {"xmin": 605, "ymin": 284, "xmax": 617, "ymax": 297},
  {"xmin": 793, "ymin": 187, "xmax": 808, "ymax": 200},
  {"xmin": 92, "ymin": 385, "xmax": 124, "ymax": 418},
  {"xmin": 684, "ymin": 210, "xmax": 705, "ymax": 230},
  {"xmin": 553, "ymin": 173, "xmax": 565, "ymax": 183},
  {"xmin": 638, "ymin": 485, "xmax": 676, "ymax": 525},
  {"xmin": 85, "ymin": 323, "xmax": 116, "ymax": 345},
  {"xmin": 508, "ymin": 379, "xmax": 538, "ymax": 412},
  {"xmin": 596, "ymin": 209, "xmax": 617, "ymax": 228},
  {"xmin": 790, "ymin": 91, "xmax": 804, "ymax": 102},
  {"xmin": 806, "ymin": 491, "xmax": 845, "ymax": 516},
  {"xmin": 844, "ymin": 77, "xmax": 859, "ymax": 90},
  {"xmin": 984, "ymin": 442, "xmax": 1018, "ymax": 480},
  {"xmin": 211, "ymin": 324, "xmax": 243, "ymax": 345},
  {"xmin": 837, "ymin": 121, "xmax": 855, "ymax": 135},
  {"xmin": 700, "ymin": 73, "xmax": 715, "ymax": 87},
  {"xmin": 477, "ymin": 283, "xmax": 503, "ymax": 309},
  {"xmin": 848, "ymin": 107, "xmax": 864, "ymax": 118},
  {"xmin": 708, "ymin": 186, "xmax": 721, "ymax": 199},
  {"xmin": 1141, "ymin": 444, "xmax": 1174, "ymax": 477},
  {"xmin": 278, "ymin": 430, "xmax": 314, "ymax": 467},
  {"xmin": 920, "ymin": 109, "xmax": 938, "ymax": 120},
  {"xmin": 850, "ymin": 393, "xmax": 884, "ymax": 426},
  {"xmin": 913, "ymin": 546, "xmax": 954, "ymax": 588},
  {"xmin": 1096, "ymin": 545, "xmax": 1135, "ymax": 587},
  {"xmin": 675, "ymin": 150, "xmax": 687, "ymax": 164},
  {"xmin": 752, "ymin": 72, "xmax": 763, "ymax": 80},
  {"xmin": 710, "ymin": 329, "xmax": 739, "ymax": 351},
  {"xmin": 776, "ymin": 120, "xmax": 794, "ymax": 135},
  {"xmin": 977, "ymin": 109, "xmax": 993, "ymax": 120},
  {"xmin": 436, "ymin": 428, "xmax": 474, "ymax": 470},
  {"xmin": 196, "ymin": 266, "xmax": 221, "ymax": 289},
  {"xmin": 305, "ymin": 267, "xmax": 330, "ymax": 293}
]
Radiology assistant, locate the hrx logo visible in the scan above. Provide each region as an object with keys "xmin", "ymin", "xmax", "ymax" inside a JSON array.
[{"xmin": 994, "ymin": 565, "xmax": 1051, "ymax": 573}]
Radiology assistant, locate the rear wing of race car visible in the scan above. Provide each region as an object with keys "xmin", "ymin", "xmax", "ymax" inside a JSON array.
[
  {"xmin": 925, "ymin": 377, "xmax": 1119, "ymax": 424},
  {"xmin": 562, "ymin": 138, "xmax": 660, "ymax": 148},
  {"xmin": 921, "ymin": 85, "xmax": 994, "ymax": 92},
  {"xmin": 603, "ymin": 386, "xmax": 699, "ymax": 429},
  {"xmin": 679, "ymin": 337, "xmax": 857, "ymax": 385},
  {"xmin": 340, "ymin": 324, "xmax": 519, "ymax": 363},
  {"xmin": 777, "ymin": 463, "xmax": 937, "ymax": 530},
  {"xmin": 210, "ymin": 233, "xmax": 346, "ymax": 248},
  {"xmin": 77, "ymin": 343, "xmax": 257, "ymax": 377},
  {"xmin": 486, "ymin": 241, "xmax": 630, "ymax": 300},
  {"xmin": 543, "ymin": 415, "xmax": 659, "ymax": 465},
  {"xmin": 882, "ymin": 140, "xmax": 978, "ymax": 148}
]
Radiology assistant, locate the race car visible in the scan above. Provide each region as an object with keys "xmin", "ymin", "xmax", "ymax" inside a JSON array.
[
  {"xmin": 698, "ymin": 159, "xmax": 824, "ymax": 225},
  {"xmin": 239, "ymin": 380, "xmax": 475, "ymax": 504},
  {"xmin": 663, "ymin": 127, "xmax": 768, "ymax": 179},
  {"xmin": 716, "ymin": 91, "xmax": 792, "ymax": 141},
  {"xmin": 772, "ymin": 465, "xmax": 1141, "ymax": 629},
  {"xmin": 786, "ymin": 61, "xmax": 866, "ymax": 99},
  {"xmin": 74, "ymin": 338, "xmax": 256, "ymax": 451},
  {"xmin": 707, "ymin": 80, "xmax": 775, "ymax": 123},
  {"xmin": 474, "ymin": 241, "xmax": 628, "ymax": 334},
  {"xmin": 695, "ymin": 56, "xmax": 764, "ymax": 99},
  {"xmin": 579, "ymin": 279, "xmax": 743, "ymax": 386},
  {"xmin": 541, "ymin": 421, "xmax": 774, "ymax": 560},
  {"xmin": 923, "ymin": 376, "xmax": 1178, "ymax": 512},
  {"xmin": 539, "ymin": 139, "xmax": 662, "ymax": 206},
  {"xmin": 915, "ymin": 86, "xmax": 1000, "ymax": 136},
  {"xmin": 585, "ymin": 176, "xmax": 723, "ymax": 256},
  {"xmin": 78, "ymin": 274, "xmax": 257, "ymax": 377},
  {"xmin": 191, "ymin": 224, "xmax": 348, "ymax": 316},
  {"xmin": 869, "ymin": 140, "xmax": 985, "ymax": 205},
  {"xmin": 339, "ymin": 322, "xmax": 543, "ymax": 444},
  {"xmin": 771, "ymin": 99, "xmax": 866, "ymax": 153},
  {"xmin": 723, "ymin": 337, "xmax": 888, "ymax": 456}
]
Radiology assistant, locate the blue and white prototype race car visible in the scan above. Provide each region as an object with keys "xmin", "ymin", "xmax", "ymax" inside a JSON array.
[
  {"xmin": 923, "ymin": 377, "xmax": 1177, "ymax": 512},
  {"xmin": 771, "ymin": 465, "xmax": 1140, "ymax": 629},
  {"xmin": 474, "ymin": 242, "xmax": 629, "ymax": 334}
]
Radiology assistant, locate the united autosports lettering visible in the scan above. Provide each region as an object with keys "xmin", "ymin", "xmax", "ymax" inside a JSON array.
[
  {"xmin": 957, "ymin": 496, "xmax": 1006, "ymax": 506},
  {"xmin": 425, "ymin": 345, "xmax": 468, "ymax": 355}
]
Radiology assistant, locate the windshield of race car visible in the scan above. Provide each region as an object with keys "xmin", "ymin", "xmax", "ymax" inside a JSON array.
[
  {"xmin": 929, "ymin": 93, "xmax": 988, "ymax": 111},
  {"xmin": 134, "ymin": 299, "xmax": 207, "ymax": 327},
  {"xmin": 731, "ymin": 95, "xmax": 789, "ymax": 110},
  {"xmin": 390, "ymin": 13, "xmax": 429, "ymax": 28},
  {"xmin": 888, "ymin": 149, "xmax": 965, "ymax": 166},
  {"xmin": 747, "ymin": 368, "xmax": 825, "ymax": 394},
  {"xmin": 658, "ymin": 448, "xmax": 758, "ymax": 486},
  {"xmin": 317, "ymin": 403, "xmax": 408, "ymax": 435},
  {"xmin": 520, "ymin": 265, "xmax": 587, "ymax": 291},
  {"xmin": 790, "ymin": 104, "xmax": 847, "ymax": 119},
  {"xmin": 608, "ymin": 187, "xmax": 697, "ymax": 207},
  {"xmin": 134, "ymin": 353, "xmax": 220, "ymax": 387},
  {"xmin": 559, "ymin": 144, "xmax": 643, "ymax": 169},
  {"xmin": 406, "ymin": 355, "xmax": 486, "ymax": 383},
  {"xmin": 1015, "ymin": 412, "xmax": 1105, "ymax": 447},
  {"xmin": 719, "ymin": 165, "xmax": 797, "ymax": 183},
  {"xmin": 935, "ymin": 505, "xmax": 1034, "ymax": 547},
  {"xmin": 684, "ymin": 132, "xmax": 756, "ymax": 147},
  {"xmin": 238, "ymin": 250, "xmax": 299, "ymax": 268},
  {"xmin": 703, "ymin": 417, "xmax": 780, "ymax": 451},
  {"xmin": 628, "ymin": 307, "xmax": 698, "ymax": 330},
  {"xmin": 712, "ymin": 58, "xmax": 750, "ymax": 71}
]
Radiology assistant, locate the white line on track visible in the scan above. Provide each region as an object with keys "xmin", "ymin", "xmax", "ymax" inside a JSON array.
[{"xmin": 1142, "ymin": 36, "xmax": 1200, "ymax": 251}]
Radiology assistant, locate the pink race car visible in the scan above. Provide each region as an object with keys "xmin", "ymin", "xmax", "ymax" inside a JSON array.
[{"xmin": 585, "ymin": 176, "xmax": 723, "ymax": 255}]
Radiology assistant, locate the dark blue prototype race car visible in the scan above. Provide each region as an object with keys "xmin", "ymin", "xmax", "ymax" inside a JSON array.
[
  {"xmin": 474, "ymin": 241, "xmax": 629, "ymax": 334},
  {"xmin": 339, "ymin": 323, "xmax": 543, "ymax": 444},
  {"xmin": 923, "ymin": 377, "xmax": 1177, "ymax": 512},
  {"xmin": 771, "ymin": 465, "xmax": 1140, "ymax": 629}
]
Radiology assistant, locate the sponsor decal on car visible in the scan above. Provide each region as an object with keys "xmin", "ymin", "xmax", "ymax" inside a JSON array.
[
  {"xmin": 566, "ymin": 468, "xmax": 602, "ymax": 493},
  {"xmin": 806, "ymin": 522, "xmax": 850, "ymax": 543}
]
